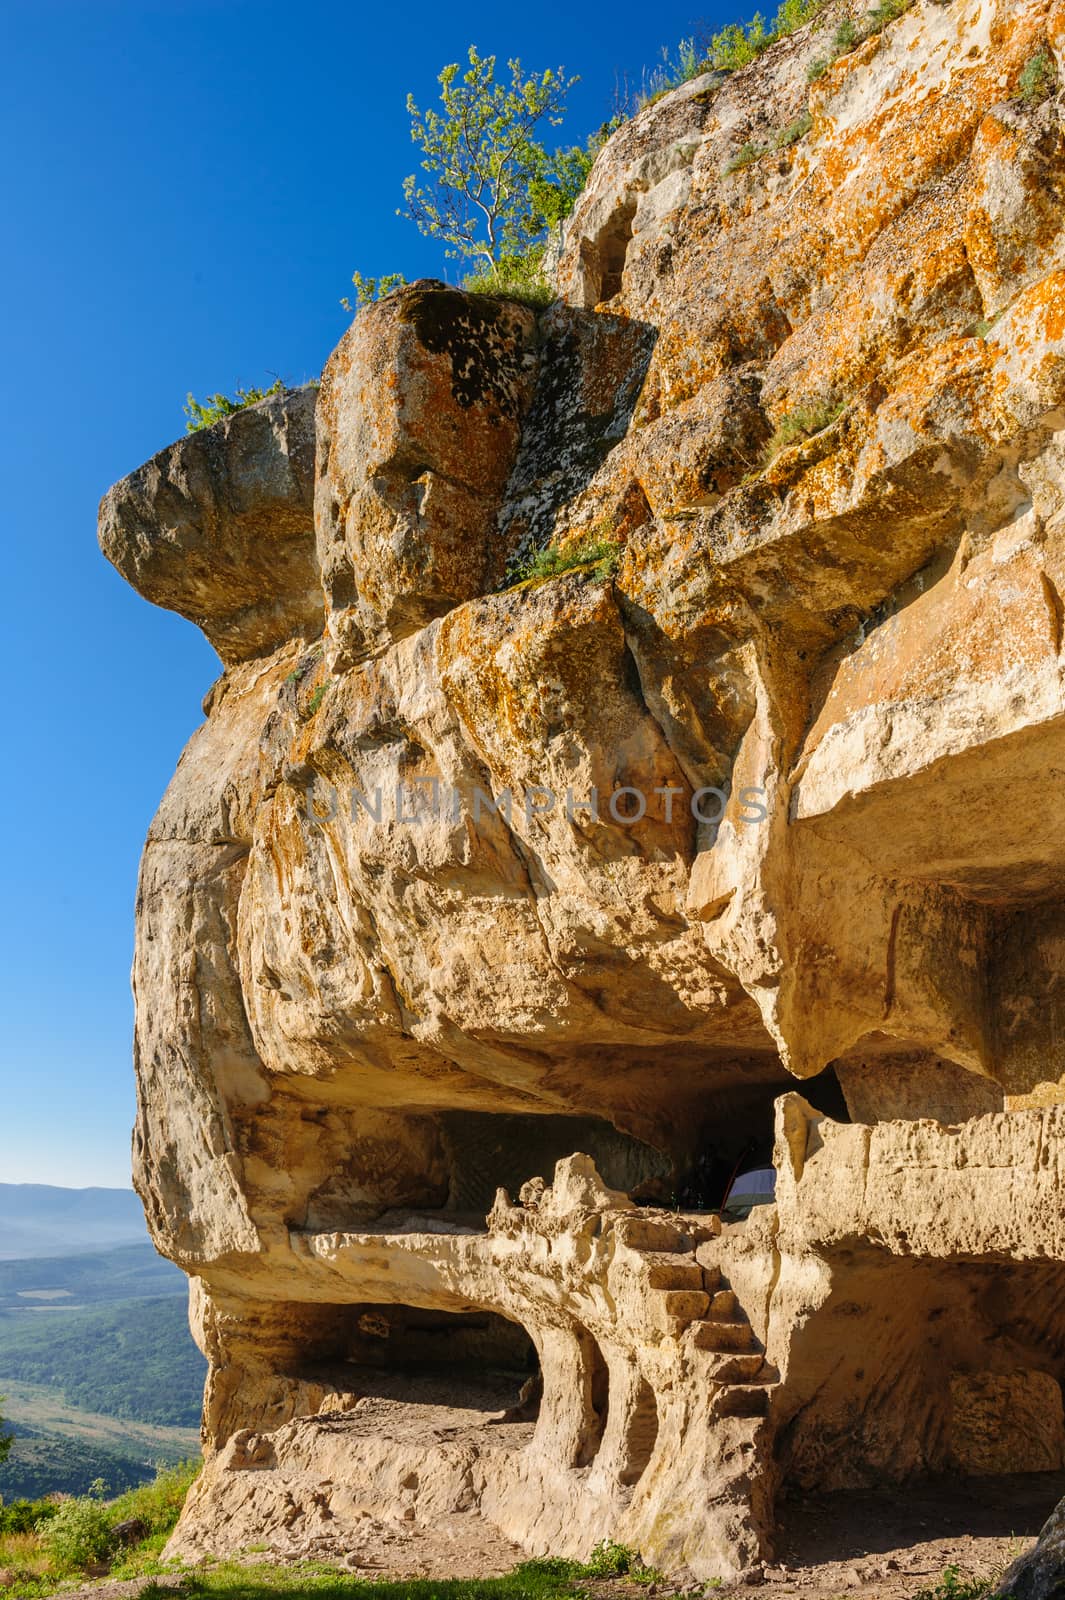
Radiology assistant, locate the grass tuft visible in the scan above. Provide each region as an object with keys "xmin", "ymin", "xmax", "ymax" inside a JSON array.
[
  {"xmin": 775, "ymin": 109, "xmax": 813, "ymax": 147},
  {"xmin": 1018, "ymin": 47, "xmax": 1059, "ymax": 107},
  {"xmin": 723, "ymin": 141, "xmax": 769, "ymax": 175},
  {"xmin": 508, "ymin": 530, "xmax": 621, "ymax": 588},
  {"xmin": 911, "ymin": 1565, "xmax": 995, "ymax": 1600},
  {"xmin": 763, "ymin": 397, "xmax": 844, "ymax": 465}
]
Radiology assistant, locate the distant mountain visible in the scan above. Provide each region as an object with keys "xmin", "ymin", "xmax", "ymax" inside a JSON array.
[{"xmin": 0, "ymin": 1183, "xmax": 147, "ymax": 1259}]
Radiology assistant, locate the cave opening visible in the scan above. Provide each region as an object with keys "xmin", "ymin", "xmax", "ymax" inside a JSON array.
[
  {"xmin": 288, "ymin": 1300, "xmax": 541, "ymax": 1424},
  {"xmin": 581, "ymin": 198, "xmax": 637, "ymax": 306},
  {"xmin": 438, "ymin": 1109, "xmax": 671, "ymax": 1214}
]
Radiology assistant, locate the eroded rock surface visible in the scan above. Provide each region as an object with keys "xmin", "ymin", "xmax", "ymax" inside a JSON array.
[{"xmin": 101, "ymin": 0, "xmax": 1065, "ymax": 1580}]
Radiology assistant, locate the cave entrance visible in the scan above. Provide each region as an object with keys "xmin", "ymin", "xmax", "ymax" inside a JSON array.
[
  {"xmin": 438, "ymin": 1110, "xmax": 671, "ymax": 1214},
  {"xmin": 674, "ymin": 1067, "xmax": 850, "ymax": 1213},
  {"xmin": 578, "ymin": 198, "xmax": 637, "ymax": 306}
]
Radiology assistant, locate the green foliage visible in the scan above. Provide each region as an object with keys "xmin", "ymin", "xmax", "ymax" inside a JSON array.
[
  {"xmin": 1019, "ymin": 47, "xmax": 1059, "ymax": 106},
  {"xmin": 633, "ymin": 36, "xmax": 708, "ymax": 106},
  {"xmin": 0, "ymin": 1396, "xmax": 10, "ymax": 1465},
  {"xmin": 134, "ymin": 1549, "xmax": 660, "ymax": 1600},
  {"xmin": 0, "ymin": 1429, "xmax": 154, "ymax": 1501},
  {"xmin": 463, "ymin": 244, "xmax": 555, "ymax": 308},
  {"xmin": 0, "ymin": 1461, "xmax": 200, "ymax": 1594},
  {"xmin": 706, "ymin": 0, "xmax": 829, "ymax": 71},
  {"xmin": 912, "ymin": 1566, "xmax": 993, "ymax": 1600},
  {"xmin": 807, "ymin": 55, "xmax": 830, "ymax": 81},
  {"xmin": 775, "ymin": 108, "xmax": 813, "ymax": 146},
  {"xmin": 341, "ymin": 272, "xmax": 407, "ymax": 314},
  {"xmin": 723, "ymin": 140, "xmax": 769, "ymax": 175},
  {"xmin": 184, "ymin": 379, "xmax": 284, "ymax": 433},
  {"xmin": 510, "ymin": 531, "xmax": 621, "ymax": 586},
  {"xmin": 105, "ymin": 1459, "xmax": 200, "ymax": 1541},
  {"xmin": 35, "ymin": 1492, "xmax": 112, "ymax": 1571},
  {"xmin": 527, "ymin": 131, "xmax": 601, "ymax": 229},
  {"xmin": 0, "ymin": 1498, "xmax": 56, "ymax": 1537},
  {"xmin": 0, "ymin": 1293, "xmax": 206, "ymax": 1427},
  {"xmin": 831, "ymin": 0, "xmax": 915, "ymax": 58},
  {"xmin": 763, "ymin": 397, "xmax": 844, "ymax": 464},
  {"xmin": 306, "ymin": 683, "xmax": 329, "ymax": 716},
  {"xmin": 580, "ymin": 1539, "xmax": 660, "ymax": 1579},
  {"xmin": 402, "ymin": 46, "xmax": 578, "ymax": 273}
]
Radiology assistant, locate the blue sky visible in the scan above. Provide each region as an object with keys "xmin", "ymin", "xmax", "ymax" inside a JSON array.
[{"xmin": 1, "ymin": 0, "xmax": 739, "ymax": 1189}]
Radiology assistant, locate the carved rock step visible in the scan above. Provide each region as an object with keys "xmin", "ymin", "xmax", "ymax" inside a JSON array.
[
  {"xmin": 690, "ymin": 1317, "xmax": 758, "ymax": 1352},
  {"xmin": 640, "ymin": 1252, "xmax": 706, "ymax": 1290},
  {"xmin": 704, "ymin": 1352, "xmax": 767, "ymax": 1383},
  {"xmin": 614, "ymin": 1216, "xmax": 688, "ymax": 1252},
  {"xmin": 706, "ymin": 1288, "xmax": 737, "ymax": 1318},
  {"xmin": 656, "ymin": 1289, "xmax": 711, "ymax": 1325},
  {"xmin": 710, "ymin": 1383, "xmax": 773, "ymax": 1419}
]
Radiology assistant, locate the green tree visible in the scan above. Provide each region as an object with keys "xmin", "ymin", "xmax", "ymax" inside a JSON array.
[
  {"xmin": 0, "ymin": 1396, "xmax": 11, "ymax": 1464},
  {"xmin": 402, "ymin": 46, "xmax": 579, "ymax": 274}
]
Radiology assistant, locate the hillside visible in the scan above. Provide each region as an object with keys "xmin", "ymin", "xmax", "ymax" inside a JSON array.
[
  {"xmin": 0, "ymin": 1184, "xmax": 146, "ymax": 1259},
  {"xmin": 0, "ymin": 1234, "xmax": 203, "ymax": 1499},
  {"xmin": 0, "ymin": 1294, "xmax": 205, "ymax": 1426},
  {"xmin": 0, "ymin": 1241, "xmax": 185, "ymax": 1309}
]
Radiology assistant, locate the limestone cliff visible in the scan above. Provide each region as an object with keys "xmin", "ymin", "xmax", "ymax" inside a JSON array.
[{"xmin": 100, "ymin": 0, "xmax": 1065, "ymax": 1579}]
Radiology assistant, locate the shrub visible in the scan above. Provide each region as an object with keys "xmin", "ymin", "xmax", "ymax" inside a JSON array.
[
  {"xmin": 341, "ymin": 272, "xmax": 406, "ymax": 314},
  {"xmin": 707, "ymin": 0, "xmax": 829, "ymax": 71},
  {"xmin": 775, "ymin": 108, "xmax": 813, "ymax": 146},
  {"xmin": 35, "ymin": 1494, "xmax": 112, "ymax": 1571},
  {"xmin": 807, "ymin": 56, "xmax": 830, "ymax": 81},
  {"xmin": 832, "ymin": 0, "xmax": 915, "ymax": 57},
  {"xmin": 723, "ymin": 141, "xmax": 769, "ymax": 174},
  {"xmin": 463, "ymin": 245, "xmax": 555, "ymax": 308},
  {"xmin": 1018, "ymin": 47, "xmax": 1059, "ymax": 106},
  {"xmin": 184, "ymin": 380, "xmax": 284, "ymax": 433},
  {"xmin": 511, "ymin": 532, "xmax": 621, "ymax": 586},
  {"xmin": 834, "ymin": 18, "xmax": 860, "ymax": 51},
  {"xmin": 763, "ymin": 397, "xmax": 844, "ymax": 464},
  {"xmin": 105, "ymin": 1460, "xmax": 199, "ymax": 1540},
  {"xmin": 0, "ymin": 1498, "xmax": 56, "ymax": 1536}
]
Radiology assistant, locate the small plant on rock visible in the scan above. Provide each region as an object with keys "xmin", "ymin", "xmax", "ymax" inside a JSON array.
[
  {"xmin": 723, "ymin": 140, "xmax": 769, "ymax": 175},
  {"xmin": 1018, "ymin": 47, "xmax": 1059, "ymax": 107},
  {"xmin": 341, "ymin": 271, "xmax": 407, "ymax": 314},
  {"xmin": 763, "ymin": 397, "xmax": 844, "ymax": 465},
  {"xmin": 912, "ymin": 1565, "xmax": 994, "ymax": 1600},
  {"xmin": 510, "ymin": 530, "xmax": 621, "ymax": 586},
  {"xmin": 183, "ymin": 380, "xmax": 284, "ymax": 433},
  {"xmin": 775, "ymin": 108, "xmax": 813, "ymax": 147},
  {"xmin": 807, "ymin": 56, "xmax": 830, "ymax": 81}
]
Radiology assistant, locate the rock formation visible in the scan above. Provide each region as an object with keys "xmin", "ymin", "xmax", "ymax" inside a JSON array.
[{"xmin": 100, "ymin": 0, "xmax": 1065, "ymax": 1579}]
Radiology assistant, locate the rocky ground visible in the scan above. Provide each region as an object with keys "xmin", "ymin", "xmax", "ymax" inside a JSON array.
[{"xmin": 50, "ymin": 1471, "xmax": 1064, "ymax": 1600}]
